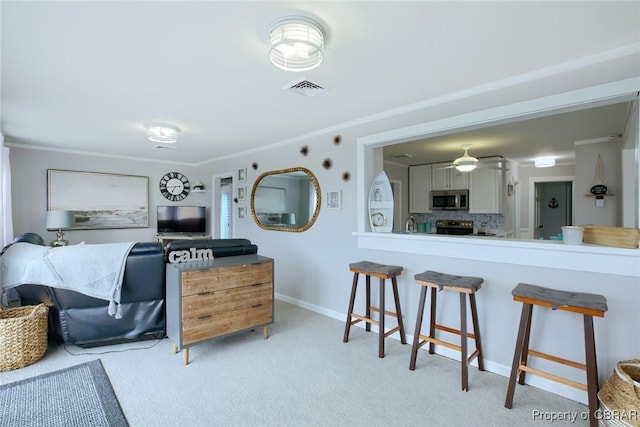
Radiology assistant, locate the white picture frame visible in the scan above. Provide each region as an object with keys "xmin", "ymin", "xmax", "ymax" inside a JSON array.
[
  {"xmin": 237, "ymin": 206, "xmax": 247, "ymax": 220},
  {"xmin": 237, "ymin": 186, "xmax": 246, "ymax": 201},
  {"xmin": 237, "ymin": 167, "xmax": 247, "ymax": 182},
  {"xmin": 327, "ymin": 190, "xmax": 341, "ymax": 209}
]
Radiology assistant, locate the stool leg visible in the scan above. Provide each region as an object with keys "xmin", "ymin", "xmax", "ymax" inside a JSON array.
[
  {"xmin": 460, "ymin": 293, "xmax": 468, "ymax": 391},
  {"xmin": 343, "ymin": 272, "xmax": 359, "ymax": 343},
  {"xmin": 517, "ymin": 304, "xmax": 534, "ymax": 385},
  {"xmin": 584, "ymin": 314, "xmax": 599, "ymax": 427},
  {"xmin": 409, "ymin": 285, "xmax": 428, "ymax": 370},
  {"xmin": 365, "ymin": 275, "xmax": 371, "ymax": 332},
  {"xmin": 378, "ymin": 277, "xmax": 385, "ymax": 358},
  {"xmin": 505, "ymin": 303, "xmax": 533, "ymax": 408},
  {"xmin": 391, "ymin": 276, "xmax": 407, "ymax": 344},
  {"xmin": 469, "ymin": 293, "xmax": 484, "ymax": 371},
  {"xmin": 428, "ymin": 287, "xmax": 437, "ymax": 354}
]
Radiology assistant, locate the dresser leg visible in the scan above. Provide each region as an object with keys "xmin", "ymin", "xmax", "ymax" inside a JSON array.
[
  {"xmin": 183, "ymin": 347, "xmax": 189, "ymax": 365},
  {"xmin": 263, "ymin": 326, "xmax": 269, "ymax": 339}
]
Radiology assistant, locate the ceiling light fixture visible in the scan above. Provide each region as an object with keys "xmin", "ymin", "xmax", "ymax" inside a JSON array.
[
  {"xmin": 145, "ymin": 122, "xmax": 179, "ymax": 144},
  {"xmin": 535, "ymin": 157, "xmax": 555, "ymax": 168},
  {"xmin": 453, "ymin": 144, "xmax": 478, "ymax": 172},
  {"xmin": 268, "ymin": 16, "xmax": 324, "ymax": 72}
]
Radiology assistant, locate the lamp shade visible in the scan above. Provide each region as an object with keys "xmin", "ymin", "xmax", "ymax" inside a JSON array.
[
  {"xmin": 454, "ymin": 162, "xmax": 477, "ymax": 172},
  {"xmin": 268, "ymin": 17, "xmax": 324, "ymax": 72},
  {"xmin": 46, "ymin": 210, "xmax": 76, "ymax": 230}
]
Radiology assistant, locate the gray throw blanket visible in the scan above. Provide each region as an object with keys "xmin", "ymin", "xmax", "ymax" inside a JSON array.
[{"xmin": 0, "ymin": 242, "xmax": 135, "ymax": 318}]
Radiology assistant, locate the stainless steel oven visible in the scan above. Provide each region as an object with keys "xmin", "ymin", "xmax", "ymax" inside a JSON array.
[
  {"xmin": 430, "ymin": 190, "xmax": 469, "ymax": 210},
  {"xmin": 435, "ymin": 220, "xmax": 474, "ymax": 235}
]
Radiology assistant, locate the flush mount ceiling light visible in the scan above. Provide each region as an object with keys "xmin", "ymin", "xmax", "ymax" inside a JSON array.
[
  {"xmin": 535, "ymin": 157, "xmax": 556, "ymax": 168},
  {"xmin": 268, "ymin": 16, "xmax": 324, "ymax": 72},
  {"xmin": 145, "ymin": 122, "xmax": 179, "ymax": 143},
  {"xmin": 453, "ymin": 144, "xmax": 478, "ymax": 172}
]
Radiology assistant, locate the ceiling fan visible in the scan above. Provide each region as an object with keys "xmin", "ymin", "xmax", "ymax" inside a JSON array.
[
  {"xmin": 452, "ymin": 144, "xmax": 478, "ymax": 172},
  {"xmin": 440, "ymin": 144, "xmax": 503, "ymax": 172}
]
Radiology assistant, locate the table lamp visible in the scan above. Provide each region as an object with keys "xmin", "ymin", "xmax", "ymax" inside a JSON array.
[{"xmin": 46, "ymin": 210, "xmax": 76, "ymax": 247}]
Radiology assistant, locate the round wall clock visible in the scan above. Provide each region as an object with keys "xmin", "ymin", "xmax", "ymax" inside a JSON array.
[
  {"xmin": 371, "ymin": 212, "xmax": 385, "ymax": 227},
  {"xmin": 160, "ymin": 172, "xmax": 190, "ymax": 201}
]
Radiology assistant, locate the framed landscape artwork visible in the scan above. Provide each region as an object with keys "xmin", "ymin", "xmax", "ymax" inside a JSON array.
[{"xmin": 47, "ymin": 169, "xmax": 149, "ymax": 229}]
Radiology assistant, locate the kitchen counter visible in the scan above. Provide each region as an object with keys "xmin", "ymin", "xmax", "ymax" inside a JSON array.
[{"xmin": 355, "ymin": 231, "xmax": 639, "ymax": 277}]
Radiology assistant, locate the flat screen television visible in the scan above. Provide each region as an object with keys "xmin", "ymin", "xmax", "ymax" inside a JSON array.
[{"xmin": 157, "ymin": 206, "xmax": 206, "ymax": 234}]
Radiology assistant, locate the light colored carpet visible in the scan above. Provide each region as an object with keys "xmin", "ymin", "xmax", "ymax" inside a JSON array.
[{"xmin": 0, "ymin": 300, "xmax": 589, "ymax": 426}]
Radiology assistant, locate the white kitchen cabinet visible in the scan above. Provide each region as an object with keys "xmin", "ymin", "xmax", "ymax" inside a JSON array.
[
  {"xmin": 469, "ymin": 165, "xmax": 503, "ymax": 214},
  {"xmin": 431, "ymin": 163, "xmax": 469, "ymax": 190},
  {"xmin": 409, "ymin": 164, "xmax": 431, "ymax": 213}
]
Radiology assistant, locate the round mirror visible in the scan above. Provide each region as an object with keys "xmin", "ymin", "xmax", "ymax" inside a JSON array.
[{"xmin": 250, "ymin": 167, "xmax": 321, "ymax": 232}]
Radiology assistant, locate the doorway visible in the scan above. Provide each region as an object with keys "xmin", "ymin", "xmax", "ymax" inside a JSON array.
[
  {"xmin": 532, "ymin": 179, "xmax": 574, "ymax": 239},
  {"xmin": 211, "ymin": 173, "xmax": 234, "ymax": 238}
]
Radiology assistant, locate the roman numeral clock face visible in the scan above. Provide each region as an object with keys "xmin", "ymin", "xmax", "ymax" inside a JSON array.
[{"xmin": 159, "ymin": 172, "xmax": 190, "ymax": 201}]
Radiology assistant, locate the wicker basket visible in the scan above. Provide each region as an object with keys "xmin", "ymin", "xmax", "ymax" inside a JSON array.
[
  {"xmin": 598, "ymin": 359, "xmax": 640, "ymax": 427},
  {"xmin": 0, "ymin": 304, "xmax": 49, "ymax": 371}
]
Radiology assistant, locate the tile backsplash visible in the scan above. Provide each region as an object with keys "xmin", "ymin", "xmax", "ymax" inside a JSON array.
[{"xmin": 408, "ymin": 212, "xmax": 504, "ymax": 234}]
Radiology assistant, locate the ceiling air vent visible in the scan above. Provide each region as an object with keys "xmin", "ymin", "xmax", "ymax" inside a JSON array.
[
  {"xmin": 284, "ymin": 78, "xmax": 329, "ymax": 97},
  {"xmin": 154, "ymin": 144, "xmax": 177, "ymax": 150}
]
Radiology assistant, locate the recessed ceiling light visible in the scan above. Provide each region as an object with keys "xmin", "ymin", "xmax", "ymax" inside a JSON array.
[{"xmin": 534, "ymin": 157, "xmax": 555, "ymax": 168}]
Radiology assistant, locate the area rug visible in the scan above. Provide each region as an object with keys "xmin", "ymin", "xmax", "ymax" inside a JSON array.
[{"xmin": 0, "ymin": 359, "xmax": 128, "ymax": 427}]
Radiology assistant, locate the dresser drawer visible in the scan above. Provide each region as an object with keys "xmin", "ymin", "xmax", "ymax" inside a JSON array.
[
  {"xmin": 181, "ymin": 262, "xmax": 272, "ymax": 296},
  {"xmin": 182, "ymin": 302, "xmax": 273, "ymax": 345},
  {"xmin": 182, "ymin": 282, "xmax": 272, "ymax": 320}
]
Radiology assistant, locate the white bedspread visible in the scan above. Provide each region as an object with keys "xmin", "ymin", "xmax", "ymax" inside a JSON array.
[{"xmin": 0, "ymin": 242, "xmax": 136, "ymax": 318}]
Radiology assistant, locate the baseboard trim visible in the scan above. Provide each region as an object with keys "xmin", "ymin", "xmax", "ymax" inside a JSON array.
[{"xmin": 274, "ymin": 293, "xmax": 588, "ymax": 405}]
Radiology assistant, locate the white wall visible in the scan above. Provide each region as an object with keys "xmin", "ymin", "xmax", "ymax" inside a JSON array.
[
  {"xmin": 9, "ymin": 148, "xmax": 208, "ymax": 244},
  {"xmin": 575, "ymin": 140, "xmax": 622, "ymax": 226}
]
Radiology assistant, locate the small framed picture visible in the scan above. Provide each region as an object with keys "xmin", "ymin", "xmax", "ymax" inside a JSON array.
[
  {"xmin": 237, "ymin": 206, "xmax": 246, "ymax": 220},
  {"xmin": 237, "ymin": 186, "xmax": 246, "ymax": 201},
  {"xmin": 327, "ymin": 190, "xmax": 341, "ymax": 209},
  {"xmin": 237, "ymin": 167, "xmax": 247, "ymax": 182}
]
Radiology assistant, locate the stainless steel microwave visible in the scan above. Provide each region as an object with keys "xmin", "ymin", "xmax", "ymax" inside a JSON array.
[{"xmin": 430, "ymin": 189, "xmax": 469, "ymax": 210}]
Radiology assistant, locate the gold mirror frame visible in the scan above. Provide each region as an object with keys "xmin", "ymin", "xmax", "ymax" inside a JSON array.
[{"xmin": 250, "ymin": 167, "xmax": 321, "ymax": 232}]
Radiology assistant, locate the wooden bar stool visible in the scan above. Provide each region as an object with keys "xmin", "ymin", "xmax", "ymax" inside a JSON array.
[
  {"xmin": 409, "ymin": 270, "xmax": 484, "ymax": 392},
  {"xmin": 504, "ymin": 283, "xmax": 607, "ymax": 427},
  {"xmin": 343, "ymin": 261, "xmax": 407, "ymax": 358}
]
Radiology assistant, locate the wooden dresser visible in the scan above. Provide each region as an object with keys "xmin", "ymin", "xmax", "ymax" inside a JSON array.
[{"xmin": 166, "ymin": 254, "xmax": 274, "ymax": 364}]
